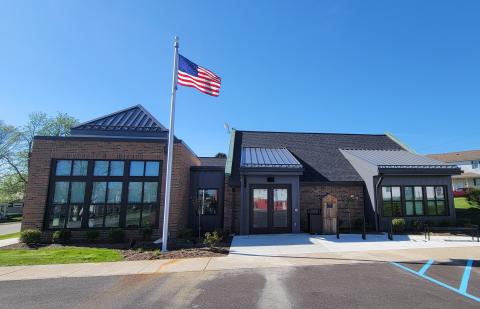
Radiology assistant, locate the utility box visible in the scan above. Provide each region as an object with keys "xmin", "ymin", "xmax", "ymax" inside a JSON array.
[{"xmin": 307, "ymin": 208, "xmax": 322, "ymax": 234}]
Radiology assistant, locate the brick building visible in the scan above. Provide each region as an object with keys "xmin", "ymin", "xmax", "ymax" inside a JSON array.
[{"xmin": 22, "ymin": 105, "xmax": 462, "ymax": 241}]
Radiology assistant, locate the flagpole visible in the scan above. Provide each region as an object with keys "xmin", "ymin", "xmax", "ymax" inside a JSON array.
[{"xmin": 162, "ymin": 36, "xmax": 179, "ymax": 252}]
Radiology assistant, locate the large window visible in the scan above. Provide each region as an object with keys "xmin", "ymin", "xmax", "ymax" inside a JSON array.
[
  {"xmin": 381, "ymin": 185, "xmax": 447, "ymax": 217},
  {"xmin": 47, "ymin": 159, "xmax": 161, "ymax": 229},
  {"xmin": 196, "ymin": 189, "xmax": 219, "ymax": 215}
]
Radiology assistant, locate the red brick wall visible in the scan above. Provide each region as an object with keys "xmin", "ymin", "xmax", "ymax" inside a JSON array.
[
  {"xmin": 22, "ymin": 138, "xmax": 200, "ymax": 241},
  {"xmin": 300, "ymin": 184, "xmax": 364, "ymax": 232}
]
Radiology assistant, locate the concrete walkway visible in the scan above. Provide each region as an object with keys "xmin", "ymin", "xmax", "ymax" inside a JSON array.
[
  {"xmin": 229, "ymin": 233, "xmax": 480, "ymax": 257},
  {"xmin": 1, "ymin": 244, "xmax": 479, "ymax": 282},
  {"xmin": 0, "ymin": 237, "xmax": 19, "ymax": 248}
]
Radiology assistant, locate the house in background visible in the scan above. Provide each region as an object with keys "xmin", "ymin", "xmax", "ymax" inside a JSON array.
[
  {"xmin": 22, "ymin": 105, "xmax": 463, "ymax": 241},
  {"xmin": 427, "ymin": 150, "xmax": 480, "ymax": 190}
]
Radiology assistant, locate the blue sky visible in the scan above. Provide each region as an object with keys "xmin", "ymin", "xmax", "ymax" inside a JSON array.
[{"xmin": 0, "ymin": 1, "xmax": 479, "ymax": 156}]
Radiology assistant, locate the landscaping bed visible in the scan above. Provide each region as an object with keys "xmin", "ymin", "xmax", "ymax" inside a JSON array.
[{"xmin": 0, "ymin": 237, "xmax": 232, "ymax": 266}]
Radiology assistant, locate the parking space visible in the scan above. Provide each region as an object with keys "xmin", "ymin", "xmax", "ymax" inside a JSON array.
[{"xmin": 392, "ymin": 258, "xmax": 479, "ymax": 303}]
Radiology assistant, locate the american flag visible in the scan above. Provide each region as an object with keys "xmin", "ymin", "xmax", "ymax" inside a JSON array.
[{"xmin": 177, "ymin": 54, "xmax": 221, "ymax": 97}]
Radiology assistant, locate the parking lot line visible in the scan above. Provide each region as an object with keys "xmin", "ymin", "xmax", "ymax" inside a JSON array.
[
  {"xmin": 391, "ymin": 261, "xmax": 480, "ymax": 303},
  {"xmin": 459, "ymin": 259, "xmax": 474, "ymax": 293},
  {"xmin": 418, "ymin": 259, "xmax": 434, "ymax": 275}
]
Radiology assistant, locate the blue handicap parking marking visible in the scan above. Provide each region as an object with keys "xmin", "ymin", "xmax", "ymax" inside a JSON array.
[{"xmin": 391, "ymin": 259, "xmax": 480, "ymax": 303}]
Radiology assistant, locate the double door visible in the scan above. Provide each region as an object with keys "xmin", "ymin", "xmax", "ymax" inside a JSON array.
[{"xmin": 250, "ymin": 185, "xmax": 291, "ymax": 234}]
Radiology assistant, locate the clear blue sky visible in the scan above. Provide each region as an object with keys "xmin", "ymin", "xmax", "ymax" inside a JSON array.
[{"xmin": 1, "ymin": 1, "xmax": 479, "ymax": 156}]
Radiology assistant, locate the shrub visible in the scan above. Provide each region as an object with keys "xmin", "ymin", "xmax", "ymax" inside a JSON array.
[
  {"xmin": 203, "ymin": 231, "xmax": 222, "ymax": 248},
  {"xmin": 142, "ymin": 227, "xmax": 153, "ymax": 241},
  {"xmin": 466, "ymin": 188, "xmax": 480, "ymax": 204},
  {"xmin": 391, "ymin": 218, "xmax": 406, "ymax": 233},
  {"xmin": 86, "ymin": 230, "xmax": 100, "ymax": 243},
  {"xmin": 109, "ymin": 228, "xmax": 125, "ymax": 243},
  {"xmin": 20, "ymin": 229, "xmax": 41, "ymax": 245},
  {"xmin": 52, "ymin": 229, "xmax": 71, "ymax": 244},
  {"xmin": 214, "ymin": 228, "xmax": 229, "ymax": 240}
]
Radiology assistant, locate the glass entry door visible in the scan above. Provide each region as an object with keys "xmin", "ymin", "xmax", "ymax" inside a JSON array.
[{"xmin": 250, "ymin": 185, "xmax": 291, "ymax": 234}]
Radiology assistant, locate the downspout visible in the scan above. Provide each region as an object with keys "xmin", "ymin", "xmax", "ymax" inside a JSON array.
[{"xmin": 374, "ymin": 174, "xmax": 384, "ymax": 231}]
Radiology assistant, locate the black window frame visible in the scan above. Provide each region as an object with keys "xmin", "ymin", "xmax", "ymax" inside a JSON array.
[
  {"xmin": 196, "ymin": 188, "xmax": 220, "ymax": 216},
  {"xmin": 45, "ymin": 159, "xmax": 162, "ymax": 230},
  {"xmin": 380, "ymin": 185, "xmax": 448, "ymax": 218}
]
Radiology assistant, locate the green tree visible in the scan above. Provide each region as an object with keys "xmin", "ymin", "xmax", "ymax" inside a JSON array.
[{"xmin": 214, "ymin": 152, "xmax": 227, "ymax": 158}]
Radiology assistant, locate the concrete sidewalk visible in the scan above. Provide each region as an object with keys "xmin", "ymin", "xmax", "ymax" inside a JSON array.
[
  {"xmin": 0, "ymin": 237, "xmax": 19, "ymax": 248},
  {"xmin": 1, "ymin": 245, "xmax": 479, "ymax": 282}
]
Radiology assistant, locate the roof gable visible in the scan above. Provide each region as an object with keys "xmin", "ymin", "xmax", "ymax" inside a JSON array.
[
  {"xmin": 427, "ymin": 150, "xmax": 480, "ymax": 163},
  {"xmin": 71, "ymin": 105, "xmax": 167, "ymax": 138},
  {"xmin": 230, "ymin": 131, "xmax": 405, "ymax": 183}
]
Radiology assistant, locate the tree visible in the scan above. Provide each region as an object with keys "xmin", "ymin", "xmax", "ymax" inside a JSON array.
[
  {"xmin": 0, "ymin": 121, "xmax": 23, "ymax": 181},
  {"xmin": 0, "ymin": 174, "xmax": 26, "ymax": 203},
  {"xmin": 214, "ymin": 152, "xmax": 227, "ymax": 158}
]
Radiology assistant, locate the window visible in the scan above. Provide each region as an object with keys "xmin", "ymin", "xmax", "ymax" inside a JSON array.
[
  {"xmin": 49, "ymin": 181, "xmax": 86, "ymax": 228},
  {"xmin": 382, "ymin": 186, "xmax": 402, "ymax": 217},
  {"xmin": 196, "ymin": 189, "xmax": 219, "ymax": 215},
  {"xmin": 381, "ymin": 185, "xmax": 447, "ymax": 218},
  {"xmin": 47, "ymin": 159, "xmax": 161, "ymax": 229},
  {"xmin": 404, "ymin": 186, "xmax": 424, "ymax": 216},
  {"xmin": 126, "ymin": 182, "xmax": 158, "ymax": 227},
  {"xmin": 473, "ymin": 161, "xmax": 479, "ymax": 169},
  {"xmin": 426, "ymin": 186, "xmax": 447, "ymax": 216}
]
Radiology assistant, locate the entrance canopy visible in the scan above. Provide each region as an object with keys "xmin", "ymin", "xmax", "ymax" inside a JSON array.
[{"xmin": 240, "ymin": 147, "xmax": 303, "ymax": 173}]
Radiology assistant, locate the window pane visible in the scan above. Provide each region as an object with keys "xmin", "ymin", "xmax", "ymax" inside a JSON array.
[
  {"xmin": 415, "ymin": 201, "xmax": 424, "ymax": 215},
  {"xmin": 197, "ymin": 189, "xmax": 218, "ymax": 215},
  {"xmin": 405, "ymin": 201, "xmax": 414, "ymax": 216},
  {"xmin": 426, "ymin": 187, "xmax": 435, "ymax": 200},
  {"xmin": 110, "ymin": 161, "xmax": 124, "ymax": 176},
  {"xmin": 427, "ymin": 201, "xmax": 437, "ymax": 215},
  {"xmin": 141, "ymin": 204, "xmax": 154, "ymax": 227},
  {"xmin": 273, "ymin": 189, "xmax": 288, "ymax": 227},
  {"xmin": 130, "ymin": 161, "xmax": 144, "ymax": 176},
  {"xmin": 414, "ymin": 187, "xmax": 423, "ymax": 200},
  {"xmin": 143, "ymin": 182, "xmax": 158, "ymax": 203},
  {"xmin": 404, "ymin": 187, "xmax": 413, "ymax": 200},
  {"xmin": 435, "ymin": 187, "xmax": 444, "ymax": 200},
  {"xmin": 126, "ymin": 204, "xmax": 141, "ymax": 227},
  {"xmin": 53, "ymin": 182, "xmax": 69, "ymax": 204},
  {"xmin": 145, "ymin": 161, "xmax": 160, "ymax": 176},
  {"xmin": 107, "ymin": 182, "xmax": 123, "ymax": 203},
  {"xmin": 383, "ymin": 202, "xmax": 393, "ymax": 217},
  {"xmin": 88, "ymin": 204, "xmax": 104, "ymax": 228},
  {"xmin": 252, "ymin": 189, "xmax": 268, "ymax": 228},
  {"xmin": 56, "ymin": 160, "xmax": 71, "ymax": 176},
  {"xmin": 436, "ymin": 201, "xmax": 446, "ymax": 215},
  {"xmin": 49, "ymin": 204, "xmax": 66, "ymax": 228},
  {"xmin": 382, "ymin": 187, "xmax": 391, "ymax": 201},
  {"xmin": 391, "ymin": 187, "xmax": 401, "ymax": 201},
  {"xmin": 128, "ymin": 182, "xmax": 143, "ymax": 203},
  {"xmin": 66, "ymin": 204, "xmax": 83, "ymax": 228},
  {"xmin": 94, "ymin": 161, "xmax": 109, "ymax": 176},
  {"xmin": 72, "ymin": 160, "xmax": 88, "ymax": 176},
  {"xmin": 104, "ymin": 204, "xmax": 120, "ymax": 227},
  {"xmin": 70, "ymin": 182, "xmax": 86, "ymax": 203},
  {"xmin": 392, "ymin": 201, "xmax": 402, "ymax": 216},
  {"xmin": 91, "ymin": 182, "xmax": 107, "ymax": 203}
]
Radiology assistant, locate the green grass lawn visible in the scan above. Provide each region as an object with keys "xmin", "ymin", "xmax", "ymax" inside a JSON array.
[
  {"xmin": 455, "ymin": 197, "xmax": 480, "ymax": 225},
  {"xmin": 0, "ymin": 232, "xmax": 20, "ymax": 240},
  {"xmin": 0, "ymin": 247, "xmax": 123, "ymax": 266}
]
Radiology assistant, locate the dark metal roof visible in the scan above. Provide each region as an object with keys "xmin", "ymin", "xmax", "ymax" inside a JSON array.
[
  {"xmin": 71, "ymin": 105, "xmax": 167, "ymax": 137},
  {"xmin": 230, "ymin": 131, "xmax": 405, "ymax": 183},
  {"xmin": 241, "ymin": 147, "xmax": 303, "ymax": 168},
  {"xmin": 199, "ymin": 157, "xmax": 227, "ymax": 167},
  {"xmin": 341, "ymin": 149, "xmax": 456, "ymax": 168}
]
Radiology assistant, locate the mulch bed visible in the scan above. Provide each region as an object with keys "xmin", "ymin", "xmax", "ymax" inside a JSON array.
[{"xmin": 1, "ymin": 238, "xmax": 232, "ymax": 260}]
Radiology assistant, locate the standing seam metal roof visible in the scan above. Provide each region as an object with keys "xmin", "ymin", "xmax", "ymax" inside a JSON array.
[{"xmin": 241, "ymin": 147, "xmax": 303, "ymax": 168}]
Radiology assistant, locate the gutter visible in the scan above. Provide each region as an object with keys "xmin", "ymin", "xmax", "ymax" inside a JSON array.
[{"xmin": 374, "ymin": 174, "xmax": 384, "ymax": 231}]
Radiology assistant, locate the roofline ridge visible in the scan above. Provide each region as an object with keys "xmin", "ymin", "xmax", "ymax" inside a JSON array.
[{"xmin": 237, "ymin": 129, "xmax": 387, "ymax": 136}]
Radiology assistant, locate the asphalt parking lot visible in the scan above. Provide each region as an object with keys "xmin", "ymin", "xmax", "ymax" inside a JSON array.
[{"xmin": 0, "ymin": 261, "xmax": 478, "ymax": 308}]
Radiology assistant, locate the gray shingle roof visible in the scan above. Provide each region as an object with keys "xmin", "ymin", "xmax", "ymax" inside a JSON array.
[
  {"xmin": 71, "ymin": 105, "xmax": 167, "ymax": 137},
  {"xmin": 241, "ymin": 147, "xmax": 303, "ymax": 168},
  {"xmin": 342, "ymin": 149, "xmax": 455, "ymax": 168},
  {"xmin": 230, "ymin": 131, "xmax": 405, "ymax": 183}
]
